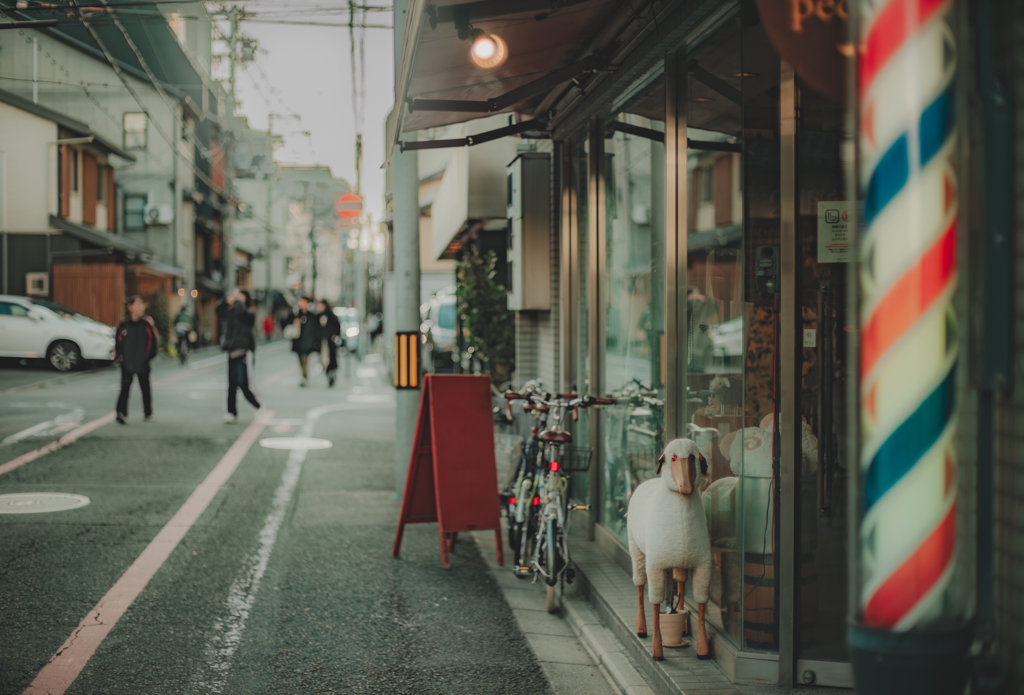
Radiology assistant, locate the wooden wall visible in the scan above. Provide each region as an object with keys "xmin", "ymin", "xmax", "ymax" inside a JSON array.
[{"xmin": 52, "ymin": 262, "xmax": 125, "ymax": 327}]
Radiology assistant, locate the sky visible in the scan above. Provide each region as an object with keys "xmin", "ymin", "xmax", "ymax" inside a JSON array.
[{"xmin": 230, "ymin": 9, "xmax": 395, "ymax": 223}]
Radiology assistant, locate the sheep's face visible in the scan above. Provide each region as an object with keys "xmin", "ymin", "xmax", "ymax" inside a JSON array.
[{"xmin": 656, "ymin": 438, "xmax": 707, "ymax": 496}]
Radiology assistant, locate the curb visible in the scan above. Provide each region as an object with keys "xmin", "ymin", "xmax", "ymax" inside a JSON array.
[{"xmin": 562, "ymin": 591, "xmax": 656, "ymax": 695}]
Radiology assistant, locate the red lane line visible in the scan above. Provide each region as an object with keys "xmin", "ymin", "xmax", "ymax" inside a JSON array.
[
  {"xmin": 0, "ymin": 412, "xmax": 116, "ymax": 478},
  {"xmin": 22, "ymin": 412, "xmax": 272, "ymax": 695}
]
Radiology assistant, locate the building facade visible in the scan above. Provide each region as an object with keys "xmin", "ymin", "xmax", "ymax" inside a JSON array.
[{"xmin": 391, "ymin": 0, "xmax": 1022, "ymax": 691}]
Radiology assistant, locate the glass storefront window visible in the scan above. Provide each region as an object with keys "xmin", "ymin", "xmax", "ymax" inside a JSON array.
[{"xmin": 599, "ymin": 78, "xmax": 667, "ymax": 542}]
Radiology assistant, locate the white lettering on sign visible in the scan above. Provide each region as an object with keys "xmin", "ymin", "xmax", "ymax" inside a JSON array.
[{"xmin": 818, "ymin": 200, "xmax": 855, "ymax": 263}]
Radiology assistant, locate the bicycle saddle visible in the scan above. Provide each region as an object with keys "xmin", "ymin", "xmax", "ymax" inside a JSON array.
[{"xmin": 538, "ymin": 429, "xmax": 572, "ymax": 443}]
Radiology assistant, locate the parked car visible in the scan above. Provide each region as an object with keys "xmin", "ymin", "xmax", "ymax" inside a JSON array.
[
  {"xmin": 0, "ymin": 295, "xmax": 116, "ymax": 371},
  {"xmin": 332, "ymin": 306, "xmax": 360, "ymax": 352},
  {"xmin": 420, "ymin": 287, "xmax": 457, "ymax": 373}
]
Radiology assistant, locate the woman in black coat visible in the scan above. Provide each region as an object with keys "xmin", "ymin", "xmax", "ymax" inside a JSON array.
[
  {"xmin": 317, "ymin": 299, "xmax": 341, "ymax": 387},
  {"xmin": 286, "ymin": 295, "xmax": 320, "ymax": 387}
]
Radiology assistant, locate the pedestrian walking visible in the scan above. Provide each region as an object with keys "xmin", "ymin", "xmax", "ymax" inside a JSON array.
[
  {"xmin": 285, "ymin": 295, "xmax": 320, "ymax": 387},
  {"xmin": 317, "ymin": 299, "xmax": 341, "ymax": 387},
  {"xmin": 115, "ymin": 295, "xmax": 159, "ymax": 424},
  {"xmin": 217, "ymin": 288, "xmax": 261, "ymax": 423},
  {"xmin": 263, "ymin": 314, "xmax": 275, "ymax": 341}
]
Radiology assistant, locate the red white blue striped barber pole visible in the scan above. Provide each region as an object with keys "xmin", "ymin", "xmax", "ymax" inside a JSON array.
[{"xmin": 858, "ymin": 0, "xmax": 958, "ymax": 631}]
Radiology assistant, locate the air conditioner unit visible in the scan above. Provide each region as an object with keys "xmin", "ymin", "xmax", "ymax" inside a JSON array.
[
  {"xmin": 144, "ymin": 203, "xmax": 173, "ymax": 225},
  {"xmin": 26, "ymin": 272, "xmax": 49, "ymax": 297}
]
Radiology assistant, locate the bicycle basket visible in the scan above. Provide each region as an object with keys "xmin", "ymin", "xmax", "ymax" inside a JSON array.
[
  {"xmin": 558, "ymin": 446, "xmax": 594, "ymax": 473},
  {"xmin": 626, "ymin": 447, "xmax": 659, "ymax": 481}
]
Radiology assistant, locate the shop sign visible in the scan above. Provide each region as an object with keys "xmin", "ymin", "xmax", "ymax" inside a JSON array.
[
  {"xmin": 817, "ymin": 201, "xmax": 854, "ymax": 263},
  {"xmin": 754, "ymin": 0, "xmax": 851, "ymax": 103}
]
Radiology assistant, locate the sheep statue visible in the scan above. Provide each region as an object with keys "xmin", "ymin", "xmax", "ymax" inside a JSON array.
[{"xmin": 627, "ymin": 438, "xmax": 712, "ymax": 661}]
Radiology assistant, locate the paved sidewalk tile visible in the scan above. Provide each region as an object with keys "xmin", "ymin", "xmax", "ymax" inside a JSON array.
[
  {"xmin": 541, "ymin": 662, "xmax": 620, "ymax": 695},
  {"xmin": 514, "ymin": 608, "xmax": 576, "ymax": 637},
  {"xmin": 526, "ymin": 632, "xmax": 596, "ymax": 666}
]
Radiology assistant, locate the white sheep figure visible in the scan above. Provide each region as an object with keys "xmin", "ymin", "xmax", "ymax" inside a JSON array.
[{"xmin": 627, "ymin": 438, "xmax": 712, "ymax": 661}]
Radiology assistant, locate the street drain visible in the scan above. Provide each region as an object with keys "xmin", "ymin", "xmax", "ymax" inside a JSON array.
[
  {"xmin": 259, "ymin": 437, "xmax": 333, "ymax": 451},
  {"xmin": 0, "ymin": 493, "xmax": 90, "ymax": 514}
]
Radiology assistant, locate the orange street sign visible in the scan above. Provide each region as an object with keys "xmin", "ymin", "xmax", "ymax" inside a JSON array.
[{"xmin": 335, "ymin": 192, "xmax": 363, "ymax": 220}]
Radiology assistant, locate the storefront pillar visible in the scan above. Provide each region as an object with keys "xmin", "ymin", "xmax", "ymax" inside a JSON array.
[
  {"xmin": 586, "ymin": 116, "xmax": 603, "ymax": 539},
  {"xmin": 664, "ymin": 52, "xmax": 688, "ymax": 443},
  {"xmin": 778, "ymin": 57, "xmax": 799, "ymax": 689}
]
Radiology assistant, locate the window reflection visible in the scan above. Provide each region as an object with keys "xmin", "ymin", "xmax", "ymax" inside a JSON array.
[{"xmin": 599, "ymin": 95, "xmax": 666, "ymax": 541}]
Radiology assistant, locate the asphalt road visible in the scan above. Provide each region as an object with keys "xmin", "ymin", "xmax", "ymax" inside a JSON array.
[{"xmin": 0, "ymin": 346, "xmax": 555, "ymax": 695}]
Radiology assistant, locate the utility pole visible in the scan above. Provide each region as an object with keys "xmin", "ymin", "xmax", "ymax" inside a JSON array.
[
  {"xmin": 223, "ymin": 5, "xmax": 240, "ymax": 292},
  {"xmin": 392, "ymin": 0, "xmax": 420, "ymax": 492}
]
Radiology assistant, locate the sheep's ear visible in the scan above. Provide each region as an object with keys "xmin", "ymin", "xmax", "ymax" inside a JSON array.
[
  {"xmin": 699, "ymin": 454, "xmax": 708, "ymax": 476},
  {"xmin": 656, "ymin": 453, "xmax": 665, "ymax": 475}
]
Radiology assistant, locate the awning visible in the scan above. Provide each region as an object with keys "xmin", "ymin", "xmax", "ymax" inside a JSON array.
[
  {"xmin": 196, "ymin": 275, "xmax": 225, "ymax": 294},
  {"xmin": 392, "ymin": 0, "xmax": 623, "ymax": 143},
  {"xmin": 390, "ymin": 0, "xmax": 731, "ymax": 156},
  {"xmin": 1, "ymin": 89, "xmax": 136, "ymax": 162},
  {"xmin": 129, "ymin": 260, "xmax": 187, "ymax": 278},
  {"xmin": 49, "ymin": 214, "xmax": 151, "ymax": 258}
]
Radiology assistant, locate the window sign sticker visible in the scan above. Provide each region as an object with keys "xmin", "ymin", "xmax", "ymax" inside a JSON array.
[{"xmin": 818, "ymin": 201, "xmax": 855, "ymax": 263}]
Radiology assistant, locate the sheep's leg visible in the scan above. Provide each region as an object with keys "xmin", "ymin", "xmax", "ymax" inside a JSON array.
[
  {"xmin": 652, "ymin": 604, "xmax": 664, "ymax": 661},
  {"xmin": 696, "ymin": 603, "xmax": 710, "ymax": 660},
  {"xmin": 636, "ymin": 585, "xmax": 648, "ymax": 638},
  {"xmin": 672, "ymin": 568, "xmax": 688, "ymax": 613}
]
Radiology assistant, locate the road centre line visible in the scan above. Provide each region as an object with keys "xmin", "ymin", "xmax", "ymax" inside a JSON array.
[
  {"xmin": 23, "ymin": 412, "xmax": 273, "ymax": 695},
  {"xmin": 195, "ymin": 403, "xmax": 390, "ymax": 691}
]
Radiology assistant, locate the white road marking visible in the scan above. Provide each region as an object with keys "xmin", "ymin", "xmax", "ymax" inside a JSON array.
[
  {"xmin": 2, "ymin": 403, "xmax": 85, "ymax": 446},
  {"xmin": 195, "ymin": 402, "xmax": 390, "ymax": 693}
]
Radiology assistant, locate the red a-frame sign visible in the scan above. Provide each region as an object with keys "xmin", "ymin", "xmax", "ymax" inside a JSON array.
[{"xmin": 392, "ymin": 374, "xmax": 504, "ymax": 568}]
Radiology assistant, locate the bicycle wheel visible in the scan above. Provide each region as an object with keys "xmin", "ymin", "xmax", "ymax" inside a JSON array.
[{"xmin": 545, "ymin": 518, "xmax": 559, "ymax": 612}]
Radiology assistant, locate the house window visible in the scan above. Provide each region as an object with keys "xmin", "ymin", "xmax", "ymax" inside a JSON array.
[
  {"xmin": 124, "ymin": 193, "xmax": 147, "ymax": 231},
  {"xmin": 97, "ymin": 163, "xmax": 106, "ymax": 203},
  {"xmin": 72, "ymin": 149, "xmax": 79, "ymax": 191},
  {"xmin": 700, "ymin": 165, "xmax": 713, "ymax": 204},
  {"xmin": 124, "ymin": 113, "xmax": 148, "ymax": 150}
]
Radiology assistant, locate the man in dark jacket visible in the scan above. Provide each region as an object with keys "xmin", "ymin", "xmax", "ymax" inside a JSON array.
[
  {"xmin": 115, "ymin": 295, "xmax": 159, "ymax": 424},
  {"xmin": 286, "ymin": 295, "xmax": 320, "ymax": 387},
  {"xmin": 217, "ymin": 288, "xmax": 261, "ymax": 422}
]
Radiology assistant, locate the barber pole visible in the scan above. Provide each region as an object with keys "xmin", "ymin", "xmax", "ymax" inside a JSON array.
[{"xmin": 857, "ymin": 0, "xmax": 958, "ymax": 636}]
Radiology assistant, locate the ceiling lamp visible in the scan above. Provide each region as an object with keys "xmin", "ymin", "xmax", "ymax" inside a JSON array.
[{"xmin": 468, "ymin": 29, "xmax": 508, "ymax": 69}]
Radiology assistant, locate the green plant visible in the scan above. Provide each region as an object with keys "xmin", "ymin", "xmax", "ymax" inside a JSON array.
[
  {"xmin": 148, "ymin": 290, "xmax": 171, "ymax": 352},
  {"xmin": 456, "ymin": 246, "xmax": 514, "ymax": 382}
]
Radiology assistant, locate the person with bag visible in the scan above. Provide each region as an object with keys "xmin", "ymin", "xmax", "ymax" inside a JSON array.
[
  {"xmin": 115, "ymin": 295, "xmax": 159, "ymax": 424},
  {"xmin": 217, "ymin": 288, "xmax": 261, "ymax": 422},
  {"xmin": 285, "ymin": 295, "xmax": 320, "ymax": 387},
  {"xmin": 317, "ymin": 299, "xmax": 341, "ymax": 387}
]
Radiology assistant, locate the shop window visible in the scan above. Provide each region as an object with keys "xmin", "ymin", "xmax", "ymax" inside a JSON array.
[
  {"xmin": 97, "ymin": 163, "xmax": 106, "ymax": 203},
  {"xmin": 682, "ymin": 14, "xmax": 752, "ymax": 652},
  {"xmin": 597, "ymin": 76, "xmax": 666, "ymax": 542},
  {"xmin": 124, "ymin": 113, "xmax": 148, "ymax": 150},
  {"xmin": 124, "ymin": 193, "xmax": 147, "ymax": 231},
  {"xmin": 71, "ymin": 149, "xmax": 79, "ymax": 192}
]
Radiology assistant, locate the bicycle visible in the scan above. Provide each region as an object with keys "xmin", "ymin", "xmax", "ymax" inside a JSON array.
[
  {"xmin": 502, "ymin": 380, "xmax": 547, "ymax": 578},
  {"xmin": 526, "ymin": 392, "xmax": 613, "ymax": 612}
]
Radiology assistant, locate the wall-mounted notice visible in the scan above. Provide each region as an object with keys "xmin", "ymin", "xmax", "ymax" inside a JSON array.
[{"xmin": 817, "ymin": 201, "xmax": 855, "ymax": 263}]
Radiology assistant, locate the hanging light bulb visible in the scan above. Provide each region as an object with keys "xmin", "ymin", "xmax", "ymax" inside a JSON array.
[{"xmin": 468, "ymin": 29, "xmax": 507, "ymax": 69}]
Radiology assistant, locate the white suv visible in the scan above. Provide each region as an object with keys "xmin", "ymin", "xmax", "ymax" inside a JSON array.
[{"xmin": 0, "ymin": 295, "xmax": 116, "ymax": 371}]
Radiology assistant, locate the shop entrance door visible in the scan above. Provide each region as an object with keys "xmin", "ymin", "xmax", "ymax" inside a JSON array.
[{"xmin": 790, "ymin": 76, "xmax": 854, "ymax": 689}]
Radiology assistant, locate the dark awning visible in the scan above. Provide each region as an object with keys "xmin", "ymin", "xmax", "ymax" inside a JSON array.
[
  {"xmin": 393, "ymin": 0, "xmax": 622, "ymax": 138},
  {"xmin": 49, "ymin": 214, "xmax": 151, "ymax": 258}
]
